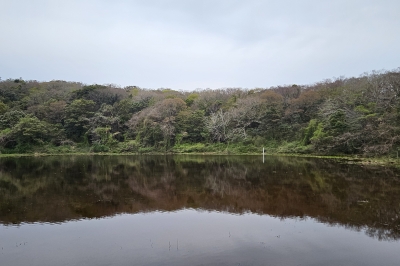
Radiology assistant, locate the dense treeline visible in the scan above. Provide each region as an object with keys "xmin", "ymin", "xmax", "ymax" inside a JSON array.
[{"xmin": 0, "ymin": 68, "xmax": 400, "ymax": 156}]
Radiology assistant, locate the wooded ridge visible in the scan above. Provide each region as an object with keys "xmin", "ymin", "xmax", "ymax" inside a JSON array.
[{"xmin": 1, "ymin": 68, "xmax": 399, "ymax": 157}]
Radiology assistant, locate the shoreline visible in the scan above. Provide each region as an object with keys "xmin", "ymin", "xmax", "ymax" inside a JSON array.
[{"xmin": 0, "ymin": 151, "xmax": 398, "ymax": 167}]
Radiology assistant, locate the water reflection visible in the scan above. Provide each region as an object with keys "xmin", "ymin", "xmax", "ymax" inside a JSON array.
[
  {"xmin": 2, "ymin": 211, "xmax": 400, "ymax": 266},
  {"xmin": 0, "ymin": 155, "xmax": 399, "ymax": 241}
]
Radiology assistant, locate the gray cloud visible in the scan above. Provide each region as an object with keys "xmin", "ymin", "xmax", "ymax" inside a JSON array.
[{"xmin": 1, "ymin": 0, "xmax": 399, "ymax": 90}]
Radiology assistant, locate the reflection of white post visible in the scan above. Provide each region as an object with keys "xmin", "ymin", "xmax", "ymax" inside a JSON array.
[{"xmin": 263, "ymin": 147, "xmax": 265, "ymax": 163}]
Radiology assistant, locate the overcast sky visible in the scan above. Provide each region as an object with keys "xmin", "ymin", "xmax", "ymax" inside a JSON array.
[{"xmin": 1, "ymin": 0, "xmax": 399, "ymax": 90}]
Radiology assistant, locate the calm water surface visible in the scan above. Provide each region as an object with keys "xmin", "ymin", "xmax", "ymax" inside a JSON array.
[{"xmin": 1, "ymin": 155, "xmax": 400, "ymax": 265}]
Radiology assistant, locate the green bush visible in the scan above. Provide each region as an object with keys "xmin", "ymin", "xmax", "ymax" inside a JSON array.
[
  {"xmin": 276, "ymin": 141, "xmax": 312, "ymax": 154},
  {"xmin": 173, "ymin": 143, "xmax": 207, "ymax": 153},
  {"xmin": 253, "ymin": 136, "xmax": 266, "ymax": 147},
  {"xmin": 117, "ymin": 140, "xmax": 139, "ymax": 153},
  {"xmin": 92, "ymin": 144, "xmax": 109, "ymax": 153},
  {"xmin": 138, "ymin": 147, "xmax": 155, "ymax": 154}
]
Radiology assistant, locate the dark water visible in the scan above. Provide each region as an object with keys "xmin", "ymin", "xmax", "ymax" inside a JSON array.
[{"xmin": 1, "ymin": 155, "xmax": 400, "ymax": 266}]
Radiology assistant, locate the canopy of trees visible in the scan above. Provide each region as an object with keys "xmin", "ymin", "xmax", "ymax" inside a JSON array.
[{"xmin": 1, "ymin": 68, "xmax": 400, "ymax": 157}]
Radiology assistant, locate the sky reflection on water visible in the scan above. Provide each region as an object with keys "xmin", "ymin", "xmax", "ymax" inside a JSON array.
[{"xmin": 2, "ymin": 210, "xmax": 400, "ymax": 266}]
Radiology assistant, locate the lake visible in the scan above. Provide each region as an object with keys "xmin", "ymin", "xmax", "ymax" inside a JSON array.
[{"xmin": 1, "ymin": 155, "xmax": 400, "ymax": 266}]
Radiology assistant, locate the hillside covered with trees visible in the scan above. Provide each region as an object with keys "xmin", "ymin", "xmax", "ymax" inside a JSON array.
[{"xmin": 0, "ymin": 68, "xmax": 399, "ymax": 157}]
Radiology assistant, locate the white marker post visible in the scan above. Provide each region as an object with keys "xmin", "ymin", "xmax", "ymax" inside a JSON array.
[{"xmin": 263, "ymin": 147, "xmax": 265, "ymax": 163}]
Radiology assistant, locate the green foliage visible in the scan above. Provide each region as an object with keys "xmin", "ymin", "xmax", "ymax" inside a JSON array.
[
  {"xmin": 131, "ymin": 97, "xmax": 152, "ymax": 113},
  {"xmin": 355, "ymin": 105, "xmax": 371, "ymax": 114},
  {"xmin": 173, "ymin": 143, "xmax": 207, "ymax": 153},
  {"xmin": 73, "ymin": 85, "xmax": 102, "ymax": 99},
  {"xmin": 253, "ymin": 136, "xmax": 266, "ymax": 147},
  {"xmin": 176, "ymin": 110, "xmax": 206, "ymax": 143},
  {"xmin": 13, "ymin": 116, "xmax": 56, "ymax": 144},
  {"xmin": 113, "ymin": 98, "xmax": 134, "ymax": 122},
  {"xmin": 328, "ymin": 110, "xmax": 348, "ymax": 134},
  {"xmin": 64, "ymin": 99, "xmax": 96, "ymax": 142},
  {"xmin": 277, "ymin": 141, "xmax": 313, "ymax": 154},
  {"xmin": 92, "ymin": 127, "xmax": 117, "ymax": 147},
  {"xmin": 223, "ymin": 95, "xmax": 237, "ymax": 109},
  {"xmin": 116, "ymin": 140, "xmax": 139, "ymax": 153},
  {"xmin": 73, "ymin": 85, "xmax": 122, "ymax": 107},
  {"xmin": 185, "ymin": 93, "xmax": 199, "ymax": 107},
  {"xmin": 310, "ymin": 123, "xmax": 327, "ymax": 143},
  {"xmin": 138, "ymin": 147, "xmax": 156, "ymax": 154},
  {"xmin": 303, "ymin": 119, "xmax": 318, "ymax": 145},
  {"xmin": 0, "ymin": 116, "xmax": 61, "ymax": 152},
  {"xmin": 0, "ymin": 110, "xmax": 26, "ymax": 130},
  {"xmin": 172, "ymin": 142, "xmax": 261, "ymax": 154},
  {"xmin": 91, "ymin": 144, "xmax": 109, "ymax": 153},
  {"xmin": 228, "ymin": 143, "xmax": 259, "ymax": 153},
  {"xmin": 258, "ymin": 106, "xmax": 283, "ymax": 140},
  {"xmin": 1, "ymin": 69, "xmax": 400, "ymax": 156},
  {"xmin": 137, "ymin": 123, "xmax": 164, "ymax": 148},
  {"xmin": 0, "ymin": 101, "xmax": 9, "ymax": 115}
]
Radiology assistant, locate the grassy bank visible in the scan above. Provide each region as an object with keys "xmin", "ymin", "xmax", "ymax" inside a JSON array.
[{"xmin": 1, "ymin": 142, "xmax": 400, "ymax": 167}]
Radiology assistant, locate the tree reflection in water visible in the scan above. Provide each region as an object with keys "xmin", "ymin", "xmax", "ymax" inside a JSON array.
[{"xmin": 0, "ymin": 155, "xmax": 399, "ymax": 241}]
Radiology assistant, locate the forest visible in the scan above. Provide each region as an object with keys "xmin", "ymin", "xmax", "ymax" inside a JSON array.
[{"xmin": 0, "ymin": 68, "xmax": 399, "ymax": 157}]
